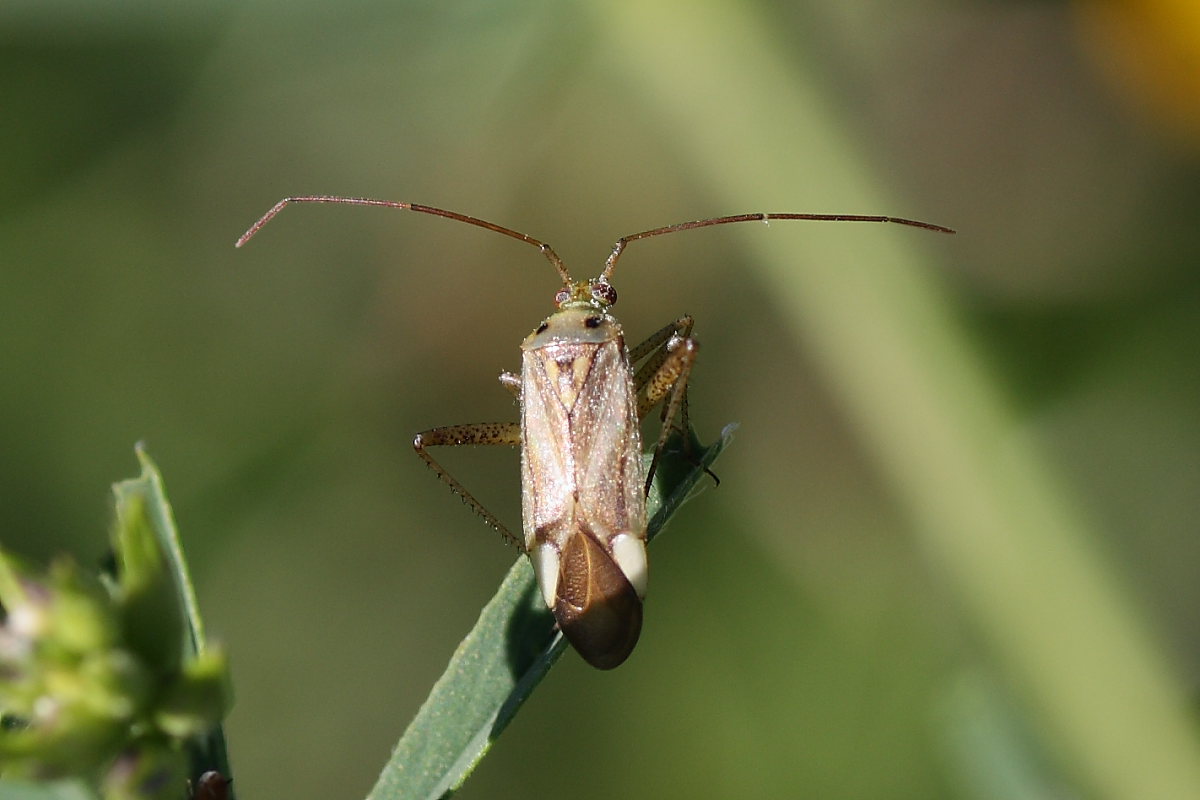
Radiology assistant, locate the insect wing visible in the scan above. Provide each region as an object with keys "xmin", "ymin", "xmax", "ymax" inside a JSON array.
[
  {"xmin": 555, "ymin": 527, "xmax": 643, "ymax": 670},
  {"xmin": 520, "ymin": 326, "xmax": 648, "ymax": 668}
]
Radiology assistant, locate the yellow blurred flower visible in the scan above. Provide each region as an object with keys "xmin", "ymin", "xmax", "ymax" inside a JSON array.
[{"xmin": 1076, "ymin": 0, "xmax": 1200, "ymax": 147}]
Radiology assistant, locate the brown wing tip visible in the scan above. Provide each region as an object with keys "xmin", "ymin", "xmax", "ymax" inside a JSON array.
[
  {"xmin": 558, "ymin": 592, "xmax": 643, "ymax": 670},
  {"xmin": 554, "ymin": 532, "xmax": 644, "ymax": 669}
]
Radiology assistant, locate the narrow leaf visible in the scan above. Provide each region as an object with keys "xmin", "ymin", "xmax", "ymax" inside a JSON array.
[
  {"xmin": 111, "ymin": 446, "xmax": 235, "ymax": 795},
  {"xmin": 111, "ymin": 445, "xmax": 206, "ymax": 657},
  {"xmin": 366, "ymin": 425, "xmax": 734, "ymax": 800}
]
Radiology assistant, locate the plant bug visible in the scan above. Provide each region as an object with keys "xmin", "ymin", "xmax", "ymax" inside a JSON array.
[
  {"xmin": 236, "ymin": 197, "xmax": 953, "ymax": 668},
  {"xmin": 190, "ymin": 771, "xmax": 231, "ymax": 800}
]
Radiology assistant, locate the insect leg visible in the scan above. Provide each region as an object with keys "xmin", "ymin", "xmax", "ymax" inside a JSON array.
[
  {"xmin": 412, "ymin": 422, "xmax": 523, "ymax": 549},
  {"xmin": 498, "ymin": 371, "xmax": 521, "ymax": 398},
  {"xmin": 629, "ymin": 315, "xmax": 694, "ymax": 365},
  {"xmin": 633, "ymin": 316, "xmax": 696, "ymax": 449},
  {"xmin": 630, "ymin": 316, "xmax": 700, "ymax": 494}
]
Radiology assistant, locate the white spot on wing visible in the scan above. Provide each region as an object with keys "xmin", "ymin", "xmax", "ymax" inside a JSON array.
[
  {"xmin": 533, "ymin": 543, "xmax": 560, "ymax": 610},
  {"xmin": 611, "ymin": 533, "xmax": 648, "ymax": 598}
]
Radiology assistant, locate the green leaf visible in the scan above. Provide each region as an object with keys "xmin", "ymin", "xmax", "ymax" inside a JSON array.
[
  {"xmin": 0, "ymin": 778, "xmax": 99, "ymax": 800},
  {"xmin": 155, "ymin": 648, "xmax": 233, "ymax": 739},
  {"xmin": 110, "ymin": 446, "xmax": 234, "ymax": 796},
  {"xmin": 366, "ymin": 425, "xmax": 734, "ymax": 800},
  {"xmin": 110, "ymin": 445, "xmax": 206, "ymax": 662}
]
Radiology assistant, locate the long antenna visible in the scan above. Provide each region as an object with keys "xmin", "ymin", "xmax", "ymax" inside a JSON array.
[
  {"xmin": 236, "ymin": 197, "xmax": 955, "ymax": 288},
  {"xmin": 235, "ymin": 195, "xmax": 573, "ymax": 284},
  {"xmin": 601, "ymin": 213, "xmax": 955, "ymax": 281}
]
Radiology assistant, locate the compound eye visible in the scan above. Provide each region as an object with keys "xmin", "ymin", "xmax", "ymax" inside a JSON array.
[
  {"xmin": 591, "ymin": 281, "xmax": 617, "ymax": 306},
  {"xmin": 554, "ymin": 287, "xmax": 572, "ymax": 306}
]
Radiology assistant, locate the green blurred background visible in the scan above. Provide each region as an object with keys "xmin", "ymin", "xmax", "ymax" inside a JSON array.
[{"xmin": 4, "ymin": 1, "xmax": 1200, "ymax": 798}]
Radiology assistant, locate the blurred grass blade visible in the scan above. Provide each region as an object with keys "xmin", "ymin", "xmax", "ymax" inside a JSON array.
[
  {"xmin": 591, "ymin": 0, "xmax": 1200, "ymax": 796},
  {"xmin": 366, "ymin": 426, "xmax": 732, "ymax": 800}
]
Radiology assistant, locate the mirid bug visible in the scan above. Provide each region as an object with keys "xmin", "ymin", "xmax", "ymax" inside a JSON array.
[
  {"xmin": 191, "ymin": 771, "xmax": 231, "ymax": 800},
  {"xmin": 237, "ymin": 196, "xmax": 953, "ymax": 668}
]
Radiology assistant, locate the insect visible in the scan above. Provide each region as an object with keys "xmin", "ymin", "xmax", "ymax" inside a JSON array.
[
  {"xmin": 190, "ymin": 770, "xmax": 231, "ymax": 800},
  {"xmin": 237, "ymin": 197, "xmax": 953, "ymax": 668}
]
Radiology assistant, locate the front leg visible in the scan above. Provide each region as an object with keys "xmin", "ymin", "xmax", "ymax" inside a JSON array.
[
  {"xmin": 499, "ymin": 371, "xmax": 521, "ymax": 398},
  {"xmin": 412, "ymin": 421, "xmax": 523, "ymax": 549},
  {"xmin": 629, "ymin": 316, "xmax": 699, "ymax": 494}
]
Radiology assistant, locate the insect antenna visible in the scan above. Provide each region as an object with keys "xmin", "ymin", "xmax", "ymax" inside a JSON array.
[
  {"xmin": 235, "ymin": 195, "xmax": 574, "ymax": 284},
  {"xmin": 601, "ymin": 212, "xmax": 955, "ymax": 281}
]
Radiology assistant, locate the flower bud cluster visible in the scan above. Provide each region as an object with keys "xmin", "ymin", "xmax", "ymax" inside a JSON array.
[{"xmin": 1, "ymin": 458, "xmax": 230, "ymax": 800}]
